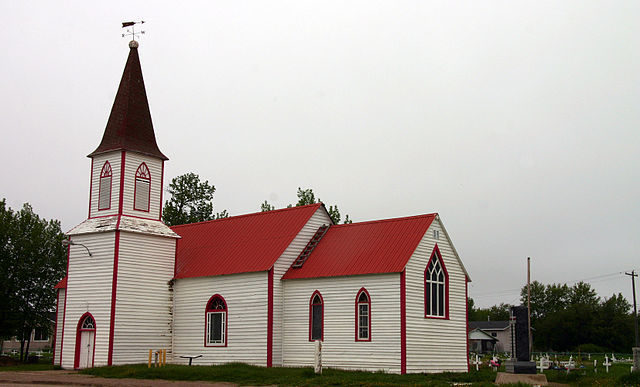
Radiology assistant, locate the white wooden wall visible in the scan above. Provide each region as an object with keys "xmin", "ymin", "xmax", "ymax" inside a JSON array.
[
  {"xmin": 172, "ymin": 272, "xmax": 268, "ymax": 366},
  {"xmin": 53, "ymin": 288, "xmax": 65, "ymax": 365},
  {"xmin": 282, "ymin": 274, "xmax": 401, "ymax": 373},
  {"xmin": 272, "ymin": 207, "xmax": 332, "ymax": 366},
  {"xmin": 405, "ymin": 217, "xmax": 468, "ymax": 373},
  {"xmin": 89, "ymin": 151, "xmax": 121, "ymax": 218},
  {"xmin": 121, "ymin": 152, "xmax": 163, "ymax": 220},
  {"xmin": 111, "ymin": 232, "xmax": 175, "ymax": 364},
  {"xmin": 60, "ymin": 233, "xmax": 115, "ymax": 369}
]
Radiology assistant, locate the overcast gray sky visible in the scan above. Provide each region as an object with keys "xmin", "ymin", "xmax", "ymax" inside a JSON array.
[{"xmin": 1, "ymin": 1, "xmax": 638, "ymax": 308}]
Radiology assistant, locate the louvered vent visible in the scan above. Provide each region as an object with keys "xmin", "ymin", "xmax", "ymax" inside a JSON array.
[{"xmin": 291, "ymin": 224, "xmax": 330, "ymax": 268}]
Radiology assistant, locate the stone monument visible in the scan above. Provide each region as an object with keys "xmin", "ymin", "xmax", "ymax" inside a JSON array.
[{"xmin": 504, "ymin": 305, "xmax": 536, "ymax": 374}]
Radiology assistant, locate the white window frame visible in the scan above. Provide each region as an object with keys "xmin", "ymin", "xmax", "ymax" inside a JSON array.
[{"xmin": 206, "ymin": 311, "xmax": 226, "ymax": 346}]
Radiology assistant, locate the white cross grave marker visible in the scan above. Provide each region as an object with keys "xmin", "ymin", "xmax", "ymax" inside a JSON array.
[
  {"xmin": 604, "ymin": 355, "xmax": 611, "ymax": 373},
  {"xmin": 472, "ymin": 354, "xmax": 482, "ymax": 371},
  {"xmin": 537, "ymin": 356, "xmax": 548, "ymax": 373}
]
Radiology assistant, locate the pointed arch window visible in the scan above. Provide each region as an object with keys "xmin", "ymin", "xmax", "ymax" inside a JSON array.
[
  {"xmin": 425, "ymin": 245, "xmax": 449, "ymax": 319},
  {"xmin": 355, "ymin": 288, "xmax": 371, "ymax": 341},
  {"xmin": 98, "ymin": 161, "xmax": 112, "ymax": 210},
  {"xmin": 134, "ymin": 163, "xmax": 151, "ymax": 212},
  {"xmin": 309, "ymin": 291, "xmax": 323, "ymax": 341},
  {"xmin": 205, "ymin": 295, "xmax": 227, "ymax": 346}
]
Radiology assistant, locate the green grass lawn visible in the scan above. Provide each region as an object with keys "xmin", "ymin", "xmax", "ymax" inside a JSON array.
[
  {"xmin": 79, "ymin": 362, "xmax": 640, "ymax": 386},
  {"xmin": 0, "ymin": 363, "xmax": 55, "ymax": 372}
]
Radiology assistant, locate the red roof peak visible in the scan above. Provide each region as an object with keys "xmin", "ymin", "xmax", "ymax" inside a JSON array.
[
  {"xmin": 172, "ymin": 203, "xmax": 325, "ymax": 278},
  {"xmin": 171, "ymin": 203, "xmax": 323, "ymax": 229},
  {"xmin": 331, "ymin": 212, "xmax": 438, "ymax": 229},
  {"xmin": 88, "ymin": 44, "xmax": 168, "ymax": 160},
  {"xmin": 54, "ymin": 276, "xmax": 67, "ymax": 289}
]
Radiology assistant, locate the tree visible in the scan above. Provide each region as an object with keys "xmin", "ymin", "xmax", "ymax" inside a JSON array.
[
  {"xmin": 260, "ymin": 200, "xmax": 275, "ymax": 212},
  {"xmin": 0, "ymin": 199, "xmax": 66, "ymax": 361},
  {"xmin": 261, "ymin": 188, "xmax": 352, "ymax": 224},
  {"xmin": 162, "ymin": 173, "xmax": 227, "ymax": 226}
]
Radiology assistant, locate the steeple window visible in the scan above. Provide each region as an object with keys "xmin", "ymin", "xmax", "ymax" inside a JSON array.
[
  {"xmin": 98, "ymin": 162, "xmax": 112, "ymax": 210},
  {"xmin": 134, "ymin": 163, "xmax": 151, "ymax": 212}
]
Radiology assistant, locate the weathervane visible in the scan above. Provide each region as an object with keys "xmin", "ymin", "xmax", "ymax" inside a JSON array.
[{"xmin": 122, "ymin": 20, "xmax": 145, "ymax": 41}]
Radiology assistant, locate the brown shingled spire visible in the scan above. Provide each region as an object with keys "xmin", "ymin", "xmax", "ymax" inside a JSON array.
[{"xmin": 89, "ymin": 41, "xmax": 168, "ymax": 160}]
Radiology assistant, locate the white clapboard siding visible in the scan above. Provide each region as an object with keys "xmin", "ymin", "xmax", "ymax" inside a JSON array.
[
  {"xmin": 111, "ymin": 232, "xmax": 175, "ymax": 364},
  {"xmin": 61, "ymin": 233, "xmax": 115, "ymax": 369},
  {"xmin": 53, "ymin": 288, "xmax": 65, "ymax": 365},
  {"xmin": 405, "ymin": 216, "xmax": 467, "ymax": 373},
  {"xmin": 121, "ymin": 152, "xmax": 162, "ymax": 220},
  {"xmin": 173, "ymin": 272, "xmax": 268, "ymax": 366},
  {"xmin": 283, "ymin": 274, "xmax": 401, "ymax": 373},
  {"xmin": 89, "ymin": 151, "xmax": 121, "ymax": 218},
  {"xmin": 272, "ymin": 207, "xmax": 332, "ymax": 366}
]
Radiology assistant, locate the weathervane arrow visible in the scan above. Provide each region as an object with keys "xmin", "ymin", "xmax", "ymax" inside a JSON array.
[{"xmin": 121, "ymin": 20, "xmax": 145, "ymax": 41}]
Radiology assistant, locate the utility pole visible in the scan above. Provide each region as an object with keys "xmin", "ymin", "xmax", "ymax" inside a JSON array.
[
  {"xmin": 527, "ymin": 257, "xmax": 532, "ymax": 357},
  {"xmin": 626, "ymin": 270, "xmax": 638, "ymax": 347}
]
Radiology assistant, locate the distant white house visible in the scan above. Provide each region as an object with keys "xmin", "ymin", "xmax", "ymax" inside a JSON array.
[
  {"xmin": 53, "ymin": 40, "xmax": 471, "ymax": 374},
  {"xmin": 468, "ymin": 321, "xmax": 512, "ymax": 354}
]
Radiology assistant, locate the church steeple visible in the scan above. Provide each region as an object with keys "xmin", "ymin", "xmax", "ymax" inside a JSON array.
[{"xmin": 89, "ymin": 41, "xmax": 167, "ymax": 160}]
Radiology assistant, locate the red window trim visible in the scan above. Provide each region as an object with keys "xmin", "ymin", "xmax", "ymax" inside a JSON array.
[
  {"xmin": 204, "ymin": 294, "xmax": 228, "ymax": 347},
  {"xmin": 73, "ymin": 312, "xmax": 96, "ymax": 369},
  {"xmin": 424, "ymin": 244, "xmax": 449, "ymax": 320},
  {"xmin": 98, "ymin": 161, "xmax": 113, "ymax": 211},
  {"xmin": 133, "ymin": 162, "xmax": 151, "ymax": 213},
  {"xmin": 355, "ymin": 287, "xmax": 371, "ymax": 342},
  {"xmin": 308, "ymin": 290, "xmax": 324, "ymax": 342}
]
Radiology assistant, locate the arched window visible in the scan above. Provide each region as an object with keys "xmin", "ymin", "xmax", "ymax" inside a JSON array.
[
  {"xmin": 134, "ymin": 163, "xmax": 151, "ymax": 212},
  {"xmin": 98, "ymin": 161, "xmax": 112, "ymax": 210},
  {"xmin": 309, "ymin": 291, "xmax": 323, "ymax": 341},
  {"xmin": 425, "ymin": 245, "xmax": 448, "ymax": 318},
  {"xmin": 205, "ymin": 295, "xmax": 227, "ymax": 346},
  {"xmin": 81, "ymin": 315, "xmax": 95, "ymax": 329},
  {"xmin": 355, "ymin": 288, "xmax": 371, "ymax": 341}
]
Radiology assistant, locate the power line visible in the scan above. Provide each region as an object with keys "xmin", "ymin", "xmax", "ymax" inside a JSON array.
[{"xmin": 470, "ymin": 269, "xmax": 639, "ymax": 300}]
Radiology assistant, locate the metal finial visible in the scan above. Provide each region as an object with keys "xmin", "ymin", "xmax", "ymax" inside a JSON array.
[{"xmin": 121, "ymin": 20, "xmax": 145, "ymax": 43}]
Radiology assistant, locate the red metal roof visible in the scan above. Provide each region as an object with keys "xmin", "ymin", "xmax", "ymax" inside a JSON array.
[
  {"xmin": 54, "ymin": 276, "xmax": 67, "ymax": 289},
  {"xmin": 88, "ymin": 43, "xmax": 168, "ymax": 160},
  {"xmin": 282, "ymin": 213, "xmax": 436, "ymax": 279},
  {"xmin": 172, "ymin": 203, "xmax": 324, "ymax": 279}
]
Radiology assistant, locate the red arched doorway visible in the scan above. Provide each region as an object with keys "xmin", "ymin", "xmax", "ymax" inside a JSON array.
[{"xmin": 74, "ymin": 313, "xmax": 96, "ymax": 369}]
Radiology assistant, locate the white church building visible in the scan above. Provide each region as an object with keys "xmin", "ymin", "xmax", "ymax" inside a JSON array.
[{"xmin": 52, "ymin": 41, "xmax": 471, "ymax": 374}]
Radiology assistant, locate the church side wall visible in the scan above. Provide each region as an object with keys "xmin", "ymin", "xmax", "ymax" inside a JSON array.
[
  {"xmin": 272, "ymin": 207, "xmax": 332, "ymax": 366},
  {"xmin": 89, "ymin": 152, "xmax": 121, "ymax": 218},
  {"xmin": 111, "ymin": 232, "xmax": 175, "ymax": 364},
  {"xmin": 173, "ymin": 272, "xmax": 268, "ymax": 366},
  {"xmin": 53, "ymin": 288, "xmax": 65, "ymax": 365},
  {"xmin": 405, "ymin": 217, "xmax": 467, "ymax": 373},
  {"xmin": 121, "ymin": 152, "xmax": 162, "ymax": 220},
  {"xmin": 61, "ymin": 233, "xmax": 115, "ymax": 369},
  {"xmin": 282, "ymin": 274, "xmax": 401, "ymax": 373}
]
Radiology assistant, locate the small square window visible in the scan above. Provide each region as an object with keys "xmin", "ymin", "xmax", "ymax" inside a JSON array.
[{"xmin": 433, "ymin": 230, "xmax": 440, "ymax": 239}]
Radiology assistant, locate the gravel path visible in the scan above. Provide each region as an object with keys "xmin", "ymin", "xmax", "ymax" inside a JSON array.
[{"xmin": 0, "ymin": 370, "xmax": 239, "ymax": 387}]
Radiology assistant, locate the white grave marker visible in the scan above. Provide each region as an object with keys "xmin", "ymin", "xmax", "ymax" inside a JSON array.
[
  {"xmin": 604, "ymin": 355, "xmax": 611, "ymax": 373},
  {"xmin": 472, "ymin": 354, "xmax": 482, "ymax": 371}
]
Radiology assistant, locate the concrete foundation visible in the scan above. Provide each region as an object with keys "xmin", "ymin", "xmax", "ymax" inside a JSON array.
[{"xmin": 495, "ymin": 372, "xmax": 548, "ymax": 386}]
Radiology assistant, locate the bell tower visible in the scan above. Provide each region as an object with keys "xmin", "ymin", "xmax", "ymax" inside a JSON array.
[
  {"xmin": 59, "ymin": 40, "xmax": 179, "ymax": 369},
  {"xmin": 87, "ymin": 40, "xmax": 168, "ymax": 221}
]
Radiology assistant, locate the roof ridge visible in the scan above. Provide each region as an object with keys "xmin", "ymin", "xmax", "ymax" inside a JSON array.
[
  {"xmin": 331, "ymin": 212, "xmax": 437, "ymax": 228},
  {"xmin": 170, "ymin": 203, "xmax": 322, "ymax": 229}
]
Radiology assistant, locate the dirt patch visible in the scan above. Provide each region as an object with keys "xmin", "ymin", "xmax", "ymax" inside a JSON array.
[
  {"xmin": 0, "ymin": 370, "xmax": 239, "ymax": 386},
  {"xmin": 0, "ymin": 356, "xmax": 21, "ymax": 367}
]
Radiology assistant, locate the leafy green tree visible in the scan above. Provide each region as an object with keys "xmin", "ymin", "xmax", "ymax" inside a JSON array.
[
  {"xmin": 0, "ymin": 199, "xmax": 66, "ymax": 361},
  {"xmin": 162, "ymin": 173, "xmax": 227, "ymax": 226},
  {"xmin": 260, "ymin": 200, "xmax": 275, "ymax": 212},
  {"xmin": 467, "ymin": 297, "xmax": 511, "ymax": 321},
  {"xmin": 260, "ymin": 188, "xmax": 352, "ymax": 224}
]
